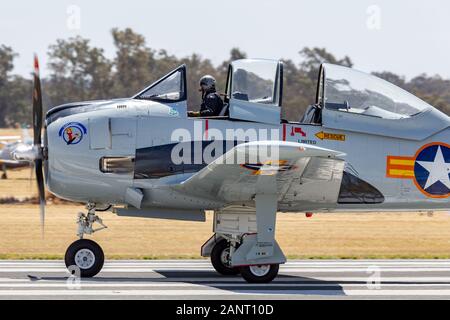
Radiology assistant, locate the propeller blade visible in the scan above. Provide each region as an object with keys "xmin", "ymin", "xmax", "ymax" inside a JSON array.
[
  {"xmin": 32, "ymin": 54, "xmax": 43, "ymax": 146},
  {"xmin": 32, "ymin": 55, "xmax": 45, "ymax": 237},
  {"xmin": 35, "ymin": 159, "xmax": 45, "ymax": 236}
]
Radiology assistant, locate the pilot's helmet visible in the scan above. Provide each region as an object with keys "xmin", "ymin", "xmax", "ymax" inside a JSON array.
[{"xmin": 199, "ymin": 75, "xmax": 216, "ymax": 91}]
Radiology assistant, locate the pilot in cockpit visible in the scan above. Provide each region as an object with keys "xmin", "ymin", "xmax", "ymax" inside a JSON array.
[{"xmin": 188, "ymin": 75, "xmax": 224, "ymax": 117}]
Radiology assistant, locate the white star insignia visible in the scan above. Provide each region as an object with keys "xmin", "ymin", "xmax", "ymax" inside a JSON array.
[{"xmin": 416, "ymin": 146, "xmax": 450, "ymax": 191}]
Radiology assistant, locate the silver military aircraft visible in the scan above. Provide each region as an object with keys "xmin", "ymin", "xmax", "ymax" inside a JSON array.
[
  {"xmin": 0, "ymin": 127, "xmax": 33, "ymax": 179},
  {"xmin": 13, "ymin": 56, "xmax": 449, "ymax": 283}
]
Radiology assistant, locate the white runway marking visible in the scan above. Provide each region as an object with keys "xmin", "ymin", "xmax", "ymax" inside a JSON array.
[
  {"xmin": 1, "ymin": 268, "xmax": 449, "ymax": 273},
  {"xmin": 1, "ymin": 260, "xmax": 450, "ymax": 299},
  {"xmin": 1, "ymin": 289, "xmax": 450, "ymax": 297},
  {"xmin": 2, "ymin": 282, "xmax": 450, "ymax": 288}
]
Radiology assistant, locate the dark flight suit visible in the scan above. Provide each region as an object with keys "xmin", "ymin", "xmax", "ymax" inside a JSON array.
[{"xmin": 199, "ymin": 89, "xmax": 224, "ymax": 117}]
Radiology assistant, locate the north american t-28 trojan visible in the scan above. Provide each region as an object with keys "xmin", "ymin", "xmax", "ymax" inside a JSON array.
[{"xmin": 13, "ymin": 56, "xmax": 449, "ymax": 283}]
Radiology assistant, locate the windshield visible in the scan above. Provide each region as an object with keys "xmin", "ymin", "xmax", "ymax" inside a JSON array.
[
  {"xmin": 231, "ymin": 59, "xmax": 280, "ymax": 106},
  {"xmin": 323, "ymin": 64, "xmax": 432, "ymax": 119},
  {"xmin": 135, "ymin": 67, "xmax": 185, "ymax": 102}
]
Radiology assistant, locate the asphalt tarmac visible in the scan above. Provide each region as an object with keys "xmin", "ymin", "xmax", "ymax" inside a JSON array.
[{"xmin": 1, "ymin": 260, "xmax": 450, "ymax": 299}]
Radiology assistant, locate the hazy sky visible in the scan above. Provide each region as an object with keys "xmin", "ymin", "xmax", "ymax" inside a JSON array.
[{"xmin": 1, "ymin": 0, "xmax": 449, "ymax": 79}]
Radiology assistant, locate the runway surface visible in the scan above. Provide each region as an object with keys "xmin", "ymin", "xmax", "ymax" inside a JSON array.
[{"xmin": 2, "ymin": 260, "xmax": 450, "ymax": 299}]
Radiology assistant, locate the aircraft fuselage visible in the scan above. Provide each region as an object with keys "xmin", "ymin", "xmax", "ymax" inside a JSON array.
[{"xmin": 44, "ymin": 99, "xmax": 450, "ymax": 213}]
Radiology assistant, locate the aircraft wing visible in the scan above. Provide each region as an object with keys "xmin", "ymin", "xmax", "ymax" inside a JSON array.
[
  {"xmin": 0, "ymin": 159, "xmax": 21, "ymax": 164},
  {"xmin": 173, "ymin": 141, "xmax": 346, "ymax": 204},
  {"xmin": 0, "ymin": 136, "xmax": 20, "ymax": 141}
]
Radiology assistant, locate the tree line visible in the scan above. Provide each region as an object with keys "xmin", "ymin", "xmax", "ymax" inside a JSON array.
[{"xmin": 0, "ymin": 28, "xmax": 449, "ymax": 127}]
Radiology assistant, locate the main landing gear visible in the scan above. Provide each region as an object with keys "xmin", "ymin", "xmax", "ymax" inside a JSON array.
[
  {"xmin": 210, "ymin": 239, "xmax": 240, "ymax": 276},
  {"xmin": 64, "ymin": 203, "xmax": 107, "ymax": 278},
  {"xmin": 202, "ymin": 190, "xmax": 286, "ymax": 283},
  {"xmin": 206, "ymin": 235, "xmax": 281, "ymax": 283},
  {"xmin": 239, "ymin": 264, "xmax": 280, "ymax": 283}
]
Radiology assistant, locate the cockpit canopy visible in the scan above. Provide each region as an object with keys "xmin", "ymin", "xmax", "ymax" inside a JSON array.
[
  {"xmin": 130, "ymin": 59, "xmax": 442, "ymax": 129},
  {"xmin": 134, "ymin": 65, "xmax": 186, "ymax": 103},
  {"xmin": 226, "ymin": 59, "xmax": 283, "ymax": 124},
  {"xmin": 318, "ymin": 63, "xmax": 432, "ymax": 120},
  {"xmin": 132, "ymin": 59, "xmax": 283, "ymax": 124},
  {"xmin": 229, "ymin": 59, "xmax": 282, "ymax": 106}
]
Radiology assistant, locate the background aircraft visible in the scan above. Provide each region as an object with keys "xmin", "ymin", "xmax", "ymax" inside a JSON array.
[{"xmin": 0, "ymin": 127, "xmax": 32, "ymax": 179}]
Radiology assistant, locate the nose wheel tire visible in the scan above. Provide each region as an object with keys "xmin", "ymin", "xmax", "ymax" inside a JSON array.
[
  {"xmin": 210, "ymin": 239, "xmax": 240, "ymax": 275},
  {"xmin": 65, "ymin": 239, "xmax": 104, "ymax": 278},
  {"xmin": 239, "ymin": 264, "xmax": 279, "ymax": 283}
]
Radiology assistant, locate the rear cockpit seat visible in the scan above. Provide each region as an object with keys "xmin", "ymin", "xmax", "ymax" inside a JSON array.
[{"xmin": 300, "ymin": 104, "xmax": 322, "ymax": 124}]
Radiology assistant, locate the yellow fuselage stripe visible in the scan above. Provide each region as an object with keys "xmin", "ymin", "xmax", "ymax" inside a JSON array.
[
  {"xmin": 389, "ymin": 158, "xmax": 415, "ymax": 166},
  {"xmin": 388, "ymin": 169, "xmax": 415, "ymax": 177}
]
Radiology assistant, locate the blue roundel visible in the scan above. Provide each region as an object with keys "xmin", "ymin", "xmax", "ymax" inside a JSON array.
[{"xmin": 414, "ymin": 144, "xmax": 450, "ymax": 197}]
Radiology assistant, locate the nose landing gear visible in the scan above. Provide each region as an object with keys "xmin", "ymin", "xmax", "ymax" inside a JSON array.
[{"xmin": 64, "ymin": 203, "xmax": 107, "ymax": 278}]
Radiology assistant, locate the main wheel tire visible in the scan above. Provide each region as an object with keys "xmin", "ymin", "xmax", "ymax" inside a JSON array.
[
  {"xmin": 65, "ymin": 239, "xmax": 104, "ymax": 278},
  {"xmin": 240, "ymin": 264, "xmax": 279, "ymax": 283},
  {"xmin": 211, "ymin": 239, "xmax": 240, "ymax": 276},
  {"xmin": 1, "ymin": 173, "xmax": 7, "ymax": 179}
]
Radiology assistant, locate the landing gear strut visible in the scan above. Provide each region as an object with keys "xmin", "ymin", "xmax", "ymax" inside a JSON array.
[
  {"xmin": 76, "ymin": 203, "xmax": 107, "ymax": 238},
  {"xmin": 64, "ymin": 203, "xmax": 107, "ymax": 278},
  {"xmin": 1, "ymin": 164, "xmax": 7, "ymax": 179},
  {"xmin": 202, "ymin": 197, "xmax": 285, "ymax": 283}
]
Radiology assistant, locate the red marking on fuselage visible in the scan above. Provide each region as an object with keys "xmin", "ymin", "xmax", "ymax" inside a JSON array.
[
  {"xmin": 204, "ymin": 119, "xmax": 209, "ymax": 140},
  {"xmin": 282, "ymin": 124, "xmax": 286, "ymax": 141},
  {"xmin": 290, "ymin": 127, "xmax": 306, "ymax": 137}
]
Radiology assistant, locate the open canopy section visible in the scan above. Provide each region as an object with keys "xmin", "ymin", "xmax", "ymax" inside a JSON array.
[
  {"xmin": 227, "ymin": 59, "xmax": 283, "ymax": 124},
  {"xmin": 319, "ymin": 63, "xmax": 432, "ymax": 120},
  {"xmin": 230, "ymin": 59, "xmax": 282, "ymax": 106}
]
